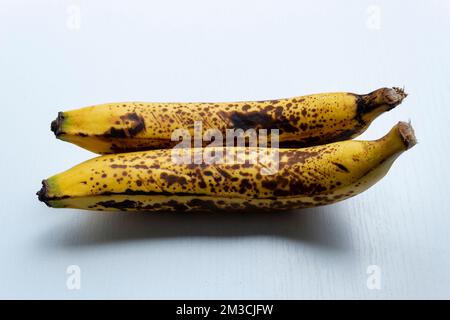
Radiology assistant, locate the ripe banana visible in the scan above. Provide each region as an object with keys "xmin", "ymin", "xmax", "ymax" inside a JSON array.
[
  {"xmin": 38, "ymin": 122, "xmax": 416, "ymax": 212},
  {"xmin": 51, "ymin": 87, "xmax": 406, "ymax": 154}
]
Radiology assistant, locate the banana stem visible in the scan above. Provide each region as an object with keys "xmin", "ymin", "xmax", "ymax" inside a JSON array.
[
  {"xmin": 397, "ymin": 121, "xmax": 417, "ymax": 149},
  {"xmin": 357, "ymin": 87, "xmax": 407, "ymax": 124}
]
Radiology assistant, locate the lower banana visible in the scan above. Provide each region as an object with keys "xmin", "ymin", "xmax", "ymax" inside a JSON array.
[
  {"xmin": 51, "ymin": 87, "xmax": 406, "ymax": 154},
  {"xmin": 38, "ymin": 122, "xmax": 416, "ymax": 212}
]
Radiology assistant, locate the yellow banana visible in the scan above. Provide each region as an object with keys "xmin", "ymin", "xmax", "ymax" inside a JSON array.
[
  {"xmin": 51, "ymin": 87, "xmax": 406, "ymax": 154},
  {"xmin": 38, "ymin": 122, "xmax": 416, "ymax": 212}
]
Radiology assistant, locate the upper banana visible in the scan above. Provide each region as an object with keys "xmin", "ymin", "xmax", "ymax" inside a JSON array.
[
  {"xmin": 51, "ymin": 87, "xmax": 406, "ymax": 154},
  {"xmin": 38, "ymin": 122, "xmax": 416, "ymax": 212}
]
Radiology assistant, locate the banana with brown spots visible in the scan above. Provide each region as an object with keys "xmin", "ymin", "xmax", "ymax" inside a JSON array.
[
  {"xmin": 38, "ymin": 122, "xmax": 416, "ymax": 212},
  {"xmin": 51, "ymin": 87, "xmax": 407, "ymax": 154}
]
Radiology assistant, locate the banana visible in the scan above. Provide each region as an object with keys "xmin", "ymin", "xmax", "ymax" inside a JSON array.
[
  {"xmin": 51, "ymin": 87, "xmax": 406, "ymax": 154},
  {"xmin": 38, "ymin": 122, "xmax": 416, "ymax": 212}
]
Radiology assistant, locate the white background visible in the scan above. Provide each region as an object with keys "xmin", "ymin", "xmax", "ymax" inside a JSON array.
[{"xmin": 1, "ymin": 0, "xmax": 449, "ymax": 299}]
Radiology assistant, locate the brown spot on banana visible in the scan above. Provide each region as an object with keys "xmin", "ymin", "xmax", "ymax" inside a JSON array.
[
  {"xmin": 103, "ymin": 113, "xmax": 146, "ymax": 138},
  {"xmin": 332, "ymin": 162, "xmax": 350, "ymax": 173},
  {"xmin": 51, "ymin": 87, "xmax": 407, "ymax": 154}
]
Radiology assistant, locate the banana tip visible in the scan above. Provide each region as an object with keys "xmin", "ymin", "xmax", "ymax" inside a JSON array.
[
  {"xmin": 398, "ymin": 121, "xmax": 417, "ymax": 149},
  {"xmin": 51, "ymin": 112, "xmax": 65, "ymax": 136},
  {"xmin": 36, "ymin": 180, "xmax": 52, "ymax": 207}
]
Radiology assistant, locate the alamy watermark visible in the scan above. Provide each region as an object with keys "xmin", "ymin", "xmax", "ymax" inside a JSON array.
[
  {"xmin": 366, "ymin": 265, "xmax": 381, "ymax": 290},
  {"xmin": 66, "ymin": 265, "xmax": 81, "ymax": 290},
  {"xmin": 170, "ymin": 121, "xmax": 280, "ymax": 175},
  {"xmin": 66, "ymin": 4, "xmax": 81, "ymax": 30},
  {"xmin": 365, "ymin": 5, "xmax": 381, "ymax": 30}
]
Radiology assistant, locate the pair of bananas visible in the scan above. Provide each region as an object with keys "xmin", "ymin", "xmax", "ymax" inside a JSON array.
[{"xmin": 37, "ymin": 87, "xmax": 415, "ymax": 212}]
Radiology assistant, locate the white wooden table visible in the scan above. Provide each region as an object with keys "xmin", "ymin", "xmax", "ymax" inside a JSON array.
[{"xmin": 0, "ymin": 0, "xmax": 449, "ymax": 299}]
